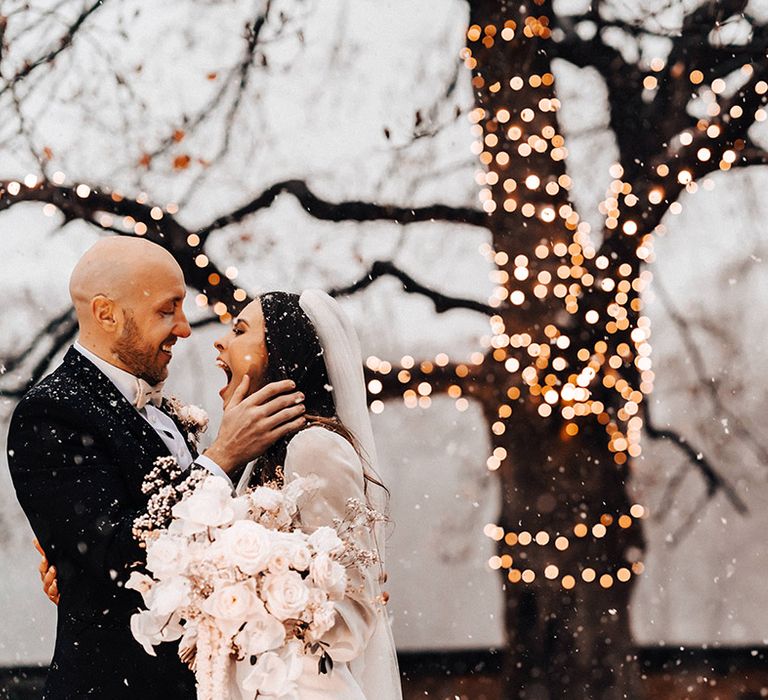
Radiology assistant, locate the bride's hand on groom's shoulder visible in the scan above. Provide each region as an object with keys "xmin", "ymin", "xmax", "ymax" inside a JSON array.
[
  {"xmin": 33, "ymin": 539, "xmax": 59, "ymax": 605},
  {"xmin": 203, "ymin": 377, "xmax": 306, "ymax": 473}
]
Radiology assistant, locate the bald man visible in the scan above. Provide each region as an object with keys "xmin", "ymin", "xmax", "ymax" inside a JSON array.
[{"xmin": 7, "ymin": 238, "xmax": 306, "ymax": 699}]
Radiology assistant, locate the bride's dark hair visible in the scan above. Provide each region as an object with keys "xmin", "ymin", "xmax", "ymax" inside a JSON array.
[{"xmin": 255, "ymin": 291, "xmax": 365, "ymax": 485}]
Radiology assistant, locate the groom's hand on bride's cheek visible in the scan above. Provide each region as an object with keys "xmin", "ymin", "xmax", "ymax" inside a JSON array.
[{"xmin": 204, "ymin": 377, "xmax": 306, "ymax": 473}]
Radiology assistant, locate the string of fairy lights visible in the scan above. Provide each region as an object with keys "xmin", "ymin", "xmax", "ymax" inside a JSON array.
[
  {"xmin": 365, "ymin": 15, "xmax": 768, "ymax": 589},
  {"xmin": 483, "ymin": 503, "xmax": 647, "ymax": 589},
  {"xmin": 4, "ymin": 10, "xmax": 766, "ymax": 592}
]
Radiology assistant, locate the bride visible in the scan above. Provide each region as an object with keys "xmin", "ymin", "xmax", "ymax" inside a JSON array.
[
  {"xmin": 40, "ymin": 289, "xmax": 403, "ymax": 700},
  {"xmin": 215, "ymin": 290, "xmax": 401, "ymax": 699}
]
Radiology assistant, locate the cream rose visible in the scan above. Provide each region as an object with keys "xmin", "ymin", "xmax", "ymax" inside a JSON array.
[
  {"xmin": 264, "ymin": 532, "xmax": 305, "ymax": 574},
  {"xmin": 309, "ymin": 552, "xmax": 347, "ymax": 600},
  {"xmin": 267, "ymin": 551, "xmax": 291, "ymax": 574},
  {"xmin": 262, "ymin": 570, "xmax": 310, "ymax": 621},
  {"xmin": 217, "ymin": 520, "xmax": 272, "ymax": 575},
  {"xmin": 203, "ymin": 580, "xmax": 264, "ymax": 629},
  {"xmin": 171, "ymin": 476, "xmax": 235, "ymax": 534},
  {"xmin": 276, "ymin": 532, "xmax": 312, "ymax": 572},
  {"xmin": 145, "ymin": 533, "xmax": 189, "ymax": 578},
  {"xmin": 307, "ymin": 587, "xmax": 327, "ymax": 607},
  {"xmin": 249, "ymin": 486, "xmax": 285, "ymax": 512},
  {"xmin": 308, "ymin": 526, "xmax": 344, "ymax": 555},
  {"xmin": 309, "ymin": 600, "xmax": 337, "ymax": 638},
  {"xmin": 290, "ymin": 541, "xmax": 312, "ymax": 572}
]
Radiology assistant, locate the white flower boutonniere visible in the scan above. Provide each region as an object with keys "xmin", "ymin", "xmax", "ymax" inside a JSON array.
[{"xmin": 165, "ymin": 397, "xmax": 209, "ymax": 446}]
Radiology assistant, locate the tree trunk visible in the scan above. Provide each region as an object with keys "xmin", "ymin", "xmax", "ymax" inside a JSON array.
[
  {"xmin": 494, "ymin": 402, "xmax": 644, "ymax": 699},
  {"xmin": 466, "ymin": 1, "xmax": 645, "ymax": 696}
]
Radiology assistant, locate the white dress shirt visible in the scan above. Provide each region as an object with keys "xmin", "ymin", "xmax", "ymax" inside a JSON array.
[{"xmin": 73, "ymin": 342, "xmax": 230, "ymax": 484}]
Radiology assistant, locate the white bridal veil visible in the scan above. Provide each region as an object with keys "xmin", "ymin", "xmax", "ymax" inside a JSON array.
[{"xmin": 299, "ymin": 289, "xmax": 402, "ymax": 700}]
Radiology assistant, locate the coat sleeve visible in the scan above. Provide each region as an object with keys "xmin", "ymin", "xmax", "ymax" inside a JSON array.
[
  {"xmin": 284, "ymin": 427, "xmax": 379, "ymax": 664},
  {"xmin": 8, "ymin": 393, "xmax": 169, "ymax": 584}
]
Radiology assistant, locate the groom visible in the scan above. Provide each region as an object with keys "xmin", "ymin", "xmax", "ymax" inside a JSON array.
[{"xmin": 6, "ymin": 237, "xmax": 306, "ymax": 698}]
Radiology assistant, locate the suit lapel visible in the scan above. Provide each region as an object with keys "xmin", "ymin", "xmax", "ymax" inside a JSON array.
[{"xmin": 62, "ymin": 348, "xmax": 172, "ymax": 467}]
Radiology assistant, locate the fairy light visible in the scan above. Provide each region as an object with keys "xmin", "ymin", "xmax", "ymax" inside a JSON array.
[{"xmin": 6, "ymin": 8, "xmax": 752, "ymax": 601}]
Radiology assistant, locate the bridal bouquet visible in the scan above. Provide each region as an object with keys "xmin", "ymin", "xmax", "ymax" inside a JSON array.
[{"xmin": 129, "ymin": 457, "xmax": 382, "ymax": 700}]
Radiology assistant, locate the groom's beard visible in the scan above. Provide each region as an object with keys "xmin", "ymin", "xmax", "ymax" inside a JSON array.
[{"xmin": 112, "ymin": 314, "xmax": 167, "ymax": 385}]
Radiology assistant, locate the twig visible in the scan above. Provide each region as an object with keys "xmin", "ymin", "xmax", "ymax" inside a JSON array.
[
  {"xmin": 0, "ymin": 308, "xmax": 78, "ymax": 397},
  {"xmin": 0, "ymin": 0, "xmax": 106, "ymax": 98},
  {"xmin": 644, "ymin": 407, "xmax": 747, "ymax": 514},
  {"xmin": 653, "ymin": 272, "xmax": 768, "ymax": 467}
]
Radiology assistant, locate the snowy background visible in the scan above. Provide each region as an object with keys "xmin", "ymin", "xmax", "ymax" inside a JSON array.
[{"xmin": 1, "ymin": 0, "xmax": 767, "ymax": 666}]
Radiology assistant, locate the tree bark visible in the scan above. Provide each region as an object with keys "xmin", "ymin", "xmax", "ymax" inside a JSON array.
[{"xmin": 466, "ymin": 2, "xmax": 645, "ymax": 696}]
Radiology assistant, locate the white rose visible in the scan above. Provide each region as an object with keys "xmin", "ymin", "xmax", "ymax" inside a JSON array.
[
  {"xmin": 290, "ymin": 541, "xmax": 312, "ymax": 572},
  {"xmin": 171, "ymin": 477, "xmax": 235, "ymax": 534},
  {"xmin": 275, "ymin": 532, "xmax": 312, "ymax": 572},
  {"xmin": 217, "ymin": 520, "xmax": 273, "ymax": 575},
  {"xmin": 308, "ymin": 526, "xmax": 344, "ymax": 555},
  {"xmin": 187, "ymin": 538, "xmax": 216, "ymax": 569},
  {"xmin": 231, "ymin": 495, "xmax": 251, "ymax": 522},
  {"xmin": 309, "ymin": 600, "xmax": 337, "ymax": 638},
  {"xmin": 203, "ymin": 580, "xmax": 265, "ymax": 630},
  {"xmin": 130, "ymin": 609, "xmax": 183, "ymax": 656},
  {"xmin": 262, "ymin": 570, "xmax": 310, "ymax": 621},
  {"xmin": 145, "ymin": 534, "xmax": 189, "ymax": 578},
  {"xmin": 267, "ymin": 551, "xmax": 291, "ymax": 574},
  {"xmin": 309, "ymin": 553, "xmax": 347, "ymax": 600},
  {"xmin": 150, "ymin": 576, "xmax": 191, "ymax": 616},
  {"xmin": 234, "ymin": 610, "xmax": 286, "ymax": 657},
  {"xmin": 237, "ymin": 641, "xmax": 302, "ymax": 697},
  {"xmin": 249, "ymin": 486, "xmax": 285, "ymax": 512},
  {"xmin": 178, "ymin": 404, "xmax": 209, "ymax": 432},
  {"xmin": 307, "ymin": 587, "xmax": 327, "ymax": 607}
]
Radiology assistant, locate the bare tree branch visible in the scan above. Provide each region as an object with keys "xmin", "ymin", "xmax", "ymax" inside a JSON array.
[
  {"xmin": 0, "ymin": 307, "xmax": 78, "ymax": 398},
  {"xmin": 144, "ymin": 4, "xmax": 273, "ymax": 166},
  {"xmin": 653, "ymin": 272, "xmax": 768, "ymax": 467},
  {"xmin": 735, "ymin": 142, "xmax": 768, "ymax": 167},
  {"xmin": 644, "ymin": 407, "xmax": 747, "ymax": 514},
  {"xmin": 0, "ymin": 179, "xmax": 243, "ymax": 313},
  {"xmin": 196, "ymin": 179, "xmax": 489, "ymax": 242},
  {"xmin": 364, "ymin": 359, "xmax": 490, "ymax": 403},
  {"xmin": 330, "ymin": 260, "xmax": 497, "ymax": 315},
  {"xmin": 219, "ymin": 5, "xmax": 272, "ymax": 155},
  {"xmin": 0, "ymin": 0, "xmax": 105, "ymax": 97},
  {"xmin": 668, "ymin": 489, "xmax": 715, "ymax": 547},
  {"xmin": 653, "ymin": 457, "xmax": 695, "ymax": 524},
  {"xmin": 1, "ymin": 306, "xmax": 74, "ymax": 374}
]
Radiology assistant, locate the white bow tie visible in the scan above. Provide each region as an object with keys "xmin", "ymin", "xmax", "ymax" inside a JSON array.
[{"xmin": 135, "ymin": 378, "xmax": 164, "ymax": 409}]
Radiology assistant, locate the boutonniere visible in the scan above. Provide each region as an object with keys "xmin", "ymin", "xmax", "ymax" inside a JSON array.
[{"xmin": 165, "ymin": 396, "xmax": 209, "ymax": 445}]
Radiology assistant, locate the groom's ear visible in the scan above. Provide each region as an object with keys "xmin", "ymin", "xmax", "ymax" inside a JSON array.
[{"xmin": 92, "ymin": 295, "xmax": 118, "ymax": 332}]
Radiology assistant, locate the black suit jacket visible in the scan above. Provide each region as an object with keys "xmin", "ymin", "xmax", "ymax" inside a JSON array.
[{"xmin": 7, "ymin": 348, "xmax": 197, "ymax": 699}]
